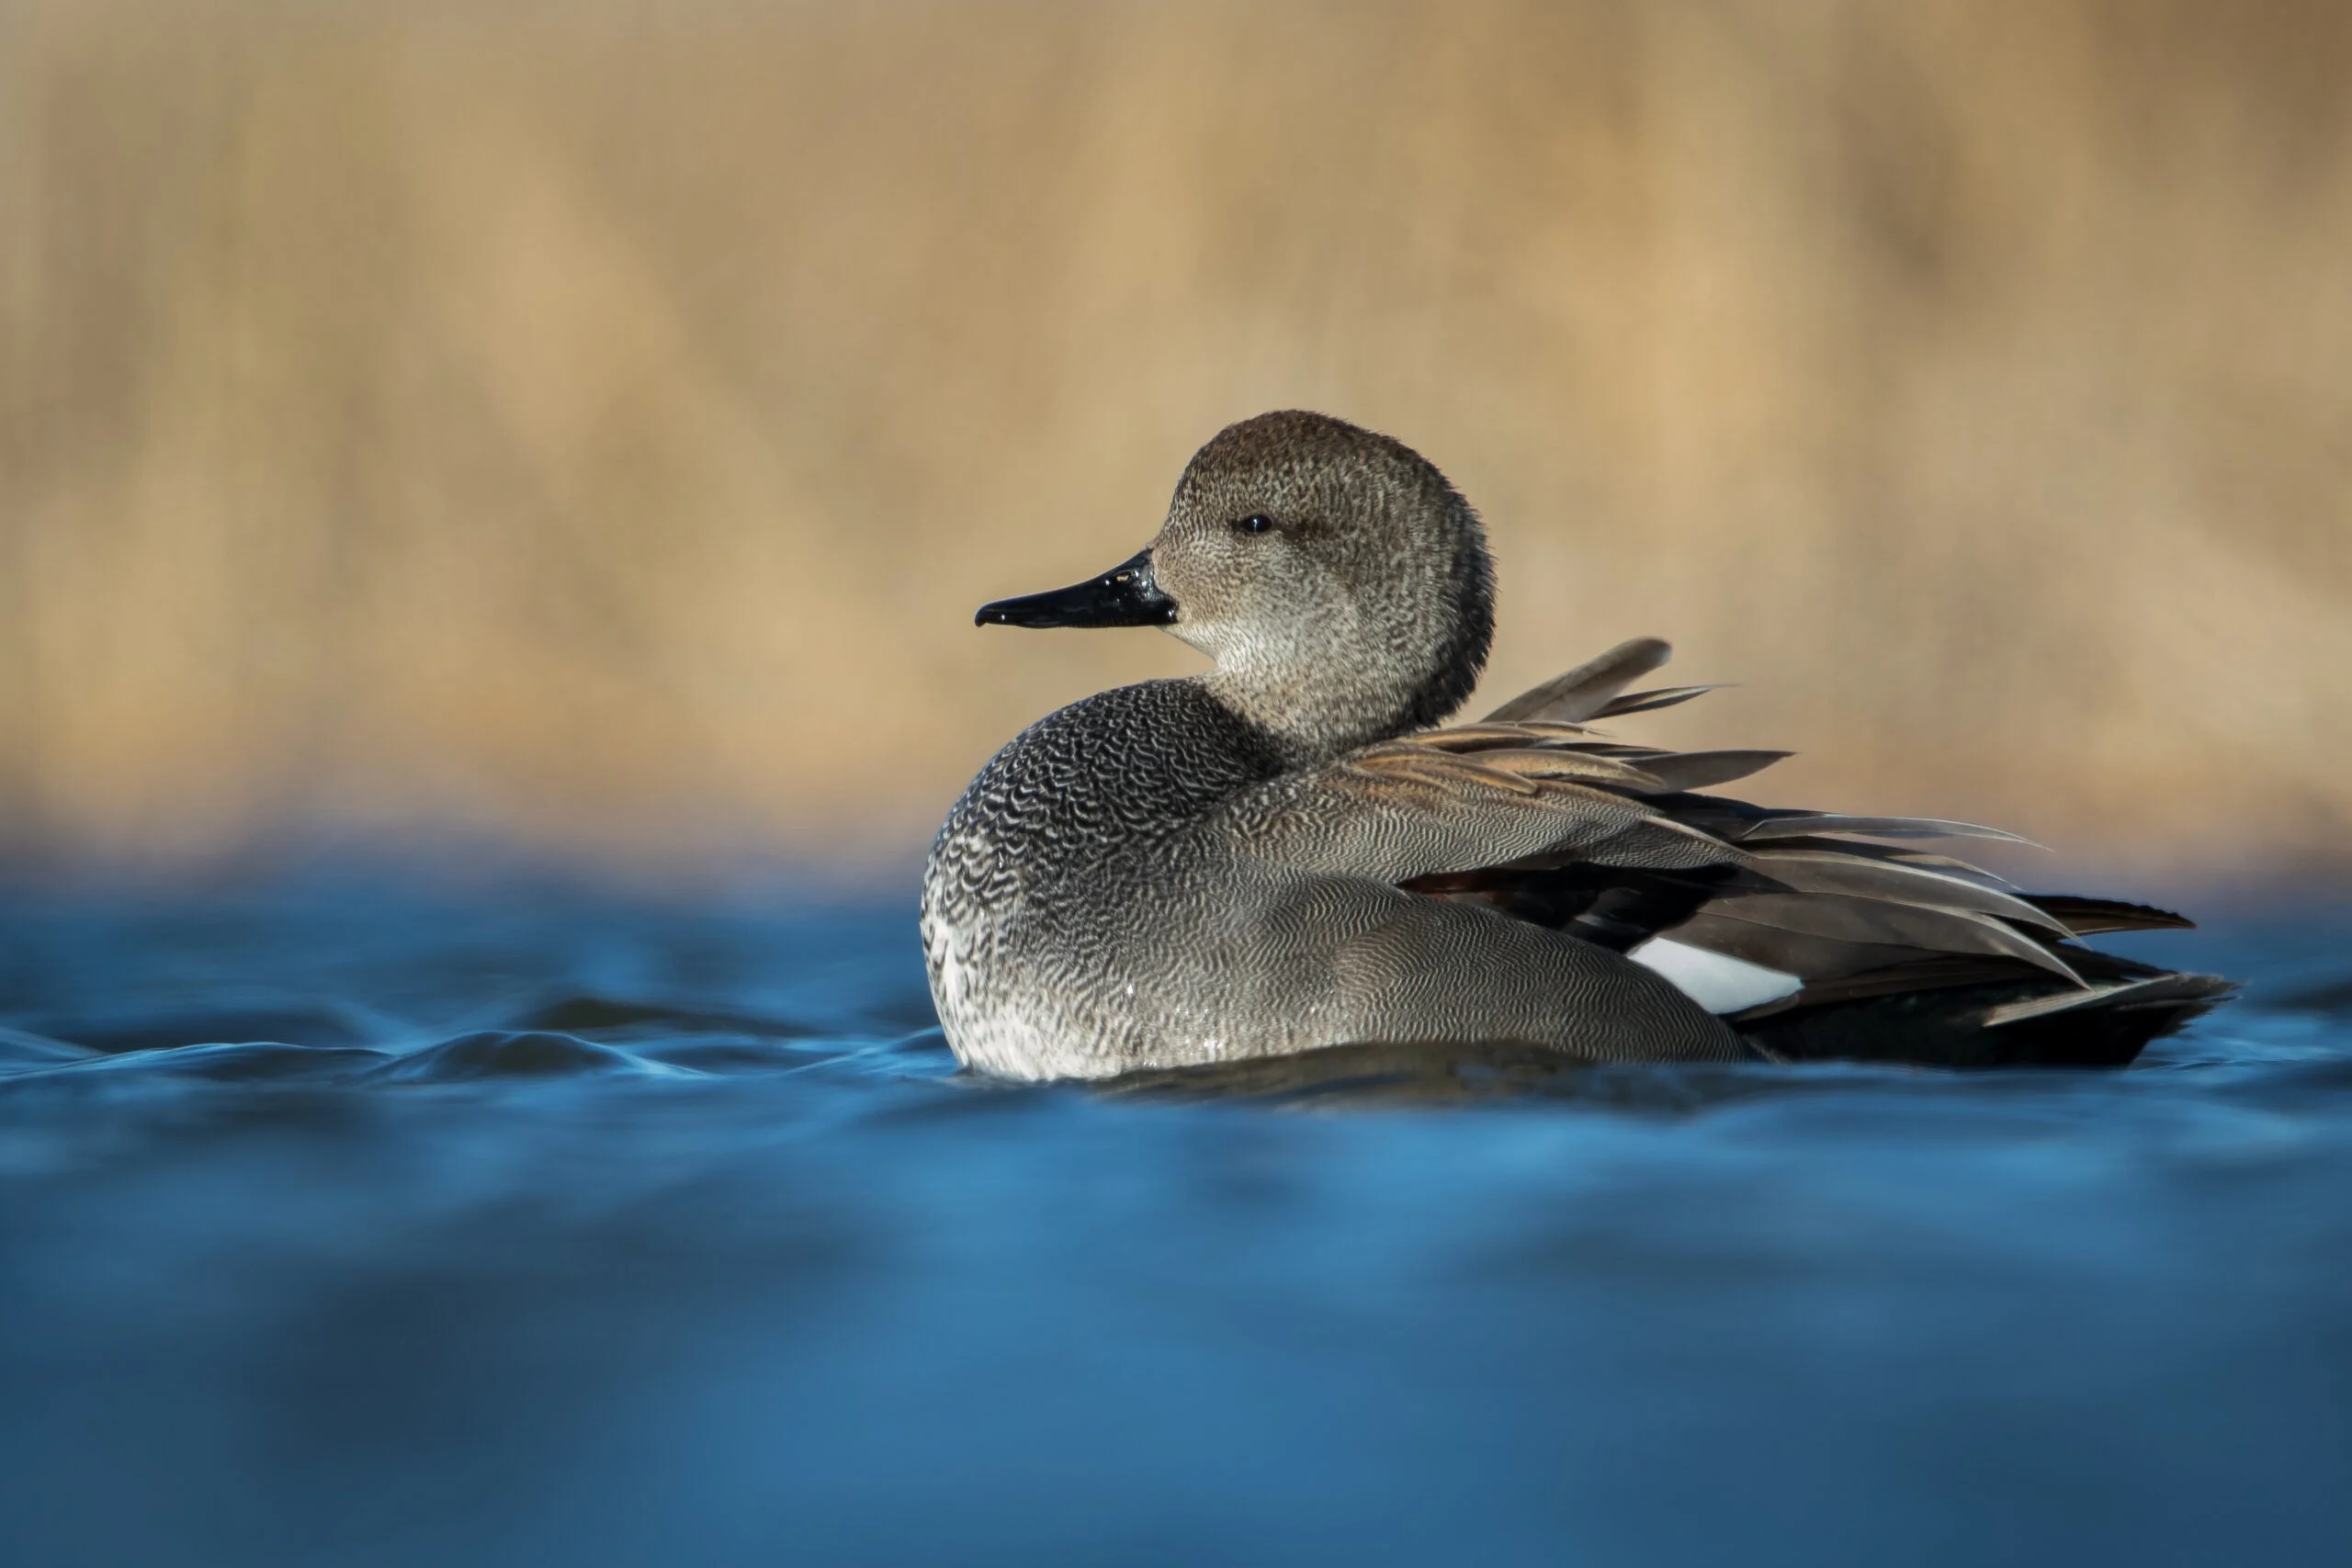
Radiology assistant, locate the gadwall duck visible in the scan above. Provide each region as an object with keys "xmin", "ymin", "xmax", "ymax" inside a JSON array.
[{"xmin": 922, "ymin": 411, "xmax": 2231, "ymax": 1081}]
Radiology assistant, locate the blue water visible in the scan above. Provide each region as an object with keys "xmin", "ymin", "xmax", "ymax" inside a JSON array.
[{"xmin": 3, "ymin": 871, "xmax": 2348, "ymax": 1567}]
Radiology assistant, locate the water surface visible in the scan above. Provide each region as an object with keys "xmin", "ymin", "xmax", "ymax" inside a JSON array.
[{"xmin": 3, "ymin": 873, "xmax": 2348, "ymax": 1566}]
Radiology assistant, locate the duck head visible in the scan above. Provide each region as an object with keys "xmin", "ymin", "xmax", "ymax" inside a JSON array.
[{"xmin": 978, "ymin": 411, "xmax": 1495, "ymax": 761}]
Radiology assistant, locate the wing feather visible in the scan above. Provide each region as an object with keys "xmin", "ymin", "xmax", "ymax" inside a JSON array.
[
  {"xmin": 2020, "ymin": 896, "xmax": 2196, "ymax": 935},
  {"xmin": 1205, "ymin": 637, "xmax": 2188, "ymax": 1023},
  {"xmin": 1740, "ymin": 813, "xmax": 2037, "ymax": 845},
  {"xmin": 1204, "ymin": 733, "xmax": 1731, "ymax": 886},
  {"xmin": 1696, "ymin": 893, "xmax": 2084, "ymax": 984},
  {"xmin": 1631, "ymin": 750, "xmax": 1792, "ymax": 793},
  {"xmin": 1483, "ymin": 637, "xmax": 1672, "ymax": 723},
  {"xmin": 1740, "ymin": 847, "xmax": 2072, "ymax": 935},
  {"xmin": 1592, "ymin": 684, "xmax": 1722, "ymax": 718}
]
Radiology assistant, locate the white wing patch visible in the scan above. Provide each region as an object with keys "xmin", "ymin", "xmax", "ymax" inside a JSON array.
[{"xmin": 1629, "ymin": 937, "xmax": 1803, "ymax": 1015}]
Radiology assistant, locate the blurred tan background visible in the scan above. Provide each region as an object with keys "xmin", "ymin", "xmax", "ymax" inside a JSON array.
[{"xmin": 3, "ymin": 0, "xmax": 2348, "ymax": 883}]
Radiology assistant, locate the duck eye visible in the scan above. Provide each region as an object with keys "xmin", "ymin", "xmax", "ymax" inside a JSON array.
[{"xmin": 1234, "ymin": 513, "xmax": 1274, "ymax": 535}]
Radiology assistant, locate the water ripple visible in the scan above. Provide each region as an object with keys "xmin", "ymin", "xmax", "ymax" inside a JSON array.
[{"xmin": 0, "ymin": 874, "xmax": 2346, "ymax": 1568}]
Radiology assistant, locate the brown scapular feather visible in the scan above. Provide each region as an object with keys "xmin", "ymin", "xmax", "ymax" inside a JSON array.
[
  {"xmin": 1738, "ymin": 813, "xmax": 2037, "ymax": 844},
  {"xmin": 1467, "ymin": 749, "xmax": 1669, "ymax": 792},
  {"xmin": 1349, "ymin": 754, "xmax": 1687, "ymax": 830},
  {"xmin": 1483, "ymin": 637, "xmax": 1672, "ymax": 723},
  {"xmin": 1352, "ymin": 751, "xmax": 1541, "ymax": 796},
  {"xmin": 1628, "ymin": 750, "xmax": 1792, "ymax": 793},
  {"xmin": 1591, "ymin": 684, "xmax": 1722, "ymax": 718},
  {"xmin": 1373, "ymin": 732, "xmax": 1670, "ymax": 790},
  {"xmin": 1411, "ymin": 723, "xmax": 1583, "ymax": 750},
  {"xmin": 1416, "ymin": 721, "xmax": 1627, "ymax": 750}
]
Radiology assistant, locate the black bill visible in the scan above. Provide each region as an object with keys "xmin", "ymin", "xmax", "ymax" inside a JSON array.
[{"xmin": 975, "ymin": 549, "xmax": 1177, "ymax": 629}]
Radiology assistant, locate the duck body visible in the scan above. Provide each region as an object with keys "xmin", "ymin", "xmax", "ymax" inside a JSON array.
[
  {"xmin": 923, "ymin": 412, "xmax": 2231, "ymax": 1082},
  {"xmin": 923, "ymin": 678, "xmax": 1287, "ymax": 1080},
  {"xmin": 922, "ymin": 678, "xmax": 1740, "ymax": 1079}
]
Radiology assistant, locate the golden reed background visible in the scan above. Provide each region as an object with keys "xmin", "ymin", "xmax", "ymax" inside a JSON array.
[{"xmin": 4, "ymin": 0, "xmax": 2349, "ymax": 883}]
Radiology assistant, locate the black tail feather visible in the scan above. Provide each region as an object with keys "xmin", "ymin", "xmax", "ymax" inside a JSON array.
[{"xmin": 1738, "ymin": 964, "xmax": 2235, "ymax": 1068}]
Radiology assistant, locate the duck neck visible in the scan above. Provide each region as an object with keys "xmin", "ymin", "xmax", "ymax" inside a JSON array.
[
  {"xmin": 1200, "ymin": 664, "xmax": 1437, "ymax": 770},
  {"xmin": 1184, "ymin": 557, "xmax": 1493, "ymax": 768}
]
